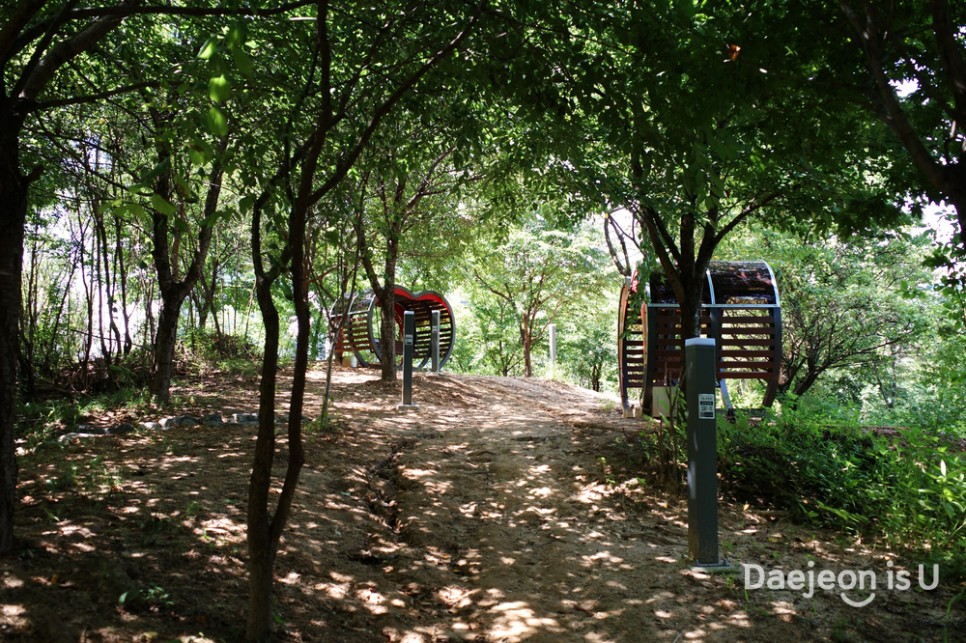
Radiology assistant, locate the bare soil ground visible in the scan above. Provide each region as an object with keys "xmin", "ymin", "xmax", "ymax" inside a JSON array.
[{"xmin": 2, "ymin": 366, "xmax": 963, "ymax": 642}]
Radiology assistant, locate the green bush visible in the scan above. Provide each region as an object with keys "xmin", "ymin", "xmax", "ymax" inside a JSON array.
[
  {"xmin": 181, "ymin": 328, "xmax": 261, "ymax": 376},
  {"xmin": 718, "ymin": 405, "xmax": 966, "ymax": 577}
]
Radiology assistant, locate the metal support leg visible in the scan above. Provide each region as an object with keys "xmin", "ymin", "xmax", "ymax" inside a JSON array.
[{"xmin": 431, "ymin": 310, "xmax": 440, "ymax": 374}]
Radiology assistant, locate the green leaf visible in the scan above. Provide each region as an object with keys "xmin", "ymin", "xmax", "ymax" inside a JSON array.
[
  {"xmin": 173, "ymin": 173, "xmax": 192, "ymax": 198},
  {"xmin": 209, "ymin": 74, "xmax": 231, "ymax": 103},
  {"xmin": 232, "ymin": 47, "xmax": 255, "ymax": 79},
  {"xmin": 206, "ymin": 106, "xmax": 229, "ymax": 137},
  {"xmin": 188, "ymin": 146, "xmax": 210, "ymax": 166},
  {"xmin": 149, "ymin": 194, "xmax": 176, "ymax": 217},
  {"xmin": 239, "ymin": 195, "xmax": 254, "ymax": 213},
  {"xmin": 201, "ymin": 209, "xmax": 225, "ymax": 228},
  {"xmin": 198, "ymin": 38, "xmax": 218, "ymax": 60},
  {"xmin": 226, "ymin": 22, "xmax": 246, "ymax": 48}
]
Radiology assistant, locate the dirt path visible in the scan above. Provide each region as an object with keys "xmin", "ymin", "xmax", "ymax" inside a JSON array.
[
  {"xmin": 2, "ymin": 367, "xmax": 962, "ymax": 642},
  {"xmin": 279, "ymin": 371, "xmax": 960, "ymax": 642},
  {"xmin": 372, "ymin": 374, "xmax": 663, "ymax": 641}
]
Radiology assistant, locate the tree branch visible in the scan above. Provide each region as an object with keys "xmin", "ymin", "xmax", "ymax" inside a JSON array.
[
  {"xmin": 307, "ymin": 5, "xmax": 482, "ymax": 204},
  {"xmin": 33, "ymin": 80, "xmax": 158, "ymax": 109}
]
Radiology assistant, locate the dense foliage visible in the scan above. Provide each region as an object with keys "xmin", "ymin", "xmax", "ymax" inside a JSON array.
[
  {"xmin": 719, "ymin": 406, "xmax": 966, "ymax": 578},
  {"xmin": 2, "ymin": 1, "xmax": 964, "ymax": 639}
]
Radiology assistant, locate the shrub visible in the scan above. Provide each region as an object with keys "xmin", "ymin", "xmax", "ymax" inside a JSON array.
[
  {"xmin": 180, "ymin": 329, "xmax": 261, "ymax": 376},
  {"xmin": 718, "ymin": 405, "xmax": 966, "ymax": 577}
]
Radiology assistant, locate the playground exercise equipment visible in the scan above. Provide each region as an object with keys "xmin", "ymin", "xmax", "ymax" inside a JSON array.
[
  {"xmin": 329, "ymin": 286, "xmax": 455, "ymax": 369},
  {"xmin": 618, "ymin": 260, "xmax": 782, "ymax": 416}
]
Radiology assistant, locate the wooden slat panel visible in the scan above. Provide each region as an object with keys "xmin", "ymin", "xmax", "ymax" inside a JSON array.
[
  {"xmin": 717, "ymin": 372, "xmax": 775, "ymax": 379},
  {"xmin": 720, "ymin": 317, "xmax": 775, "ymax": 324},
  {"xmin": 720, "ymin": 350, "xmax": 774, "ymax": 358},
  {"xmin": 719, "ymin": 338, "xmax": 774, "ymax": 346}
]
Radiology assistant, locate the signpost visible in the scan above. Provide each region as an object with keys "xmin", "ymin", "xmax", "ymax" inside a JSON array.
[
  {"xmin": 399, "ymin": 311, "xmax": 417, "ymax": 409},
  {"xmin": 685, "ymin": 337, "xmax": 725, "ymax": 567}
]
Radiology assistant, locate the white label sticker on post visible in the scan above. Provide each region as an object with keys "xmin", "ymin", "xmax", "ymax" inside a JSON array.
[
  {"xmin": 698, "ymin": 393, "xmax": 715, "ymax": 420},
  {"xmin": 405, "ymin": 334, "xmax": 414, "ymax": 345}
]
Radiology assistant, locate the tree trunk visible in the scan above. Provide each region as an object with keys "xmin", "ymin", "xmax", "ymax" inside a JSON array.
[
  {"xmin": 150, "ymin": 290, "xmax": 186, "ymax": 404},
  {"xmin": 356, "ymin": 208, "xmax": 401, "ymax": 383},
  {"xmin": 678, "ymin": 296, "xmax": 702, "ymax": 343},
  {"xmin": 114, "ymin": 212, "xmax": 133, "ymax": 355},
  {"xmin": 18, "ymin": 234, "xmax": 39, "ymax": 399},
  {"xmin": 94, "ymin": 209, "xmax": 111, "ymax": 363},
  {"xmin": 79, "ymin": 218, "xmax": 94, "ymax": 384},
  {"xmin": 521, "ymin": 322, "xmax": 533, "ymax": 377},
  {"xmin": 377, "ymin": 234, "xmax": 400, "ymax": 383},
  {"xmin": 245, "ymin": 196, "xmax": 309, "ymax": 641},
  {"xmin": 143, "ymin": 276, "xmax": 156, "ymax": 352},
  {"xmin": 43, "ymin": 250, "xmax": 78, "ymax": 374},
  {"xmin": 93, "ymin": 202, "xmax": 122, "ymax": 363},
  {"xmin": 148, "ymin": 141, "xmax": 223, "ymax": 403},
  {"xmin": 379, "ymin": 286, "xmax": 397, "ymax": 382},
  {"xmin": 246, "ymin": 271, "xmax": 282, "ymax": 643},
  {"xmin": 0, "ymin": 132, "xmax": 28, "ymax": 554}
]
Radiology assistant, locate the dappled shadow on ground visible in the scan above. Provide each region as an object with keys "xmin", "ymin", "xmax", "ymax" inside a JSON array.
[{"xmin": 2, "ymin": 366, "xmax": 963, "ymax": 641}]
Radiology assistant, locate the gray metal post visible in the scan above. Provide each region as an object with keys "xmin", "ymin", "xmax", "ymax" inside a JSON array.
[
  {"xmin": 401, "ymin": 311, "xmax": 416, "ymax": 407},
  {"xmin": 431, "ymin": 310, "xmax": 441, "ymax": 374},
  {"xmin": 549, "ymin": 323, "xmax": 557, "ymax": 365},
  {"xmin": 685, "ymin": 337, "xmax": 720, "ymax": 566}
]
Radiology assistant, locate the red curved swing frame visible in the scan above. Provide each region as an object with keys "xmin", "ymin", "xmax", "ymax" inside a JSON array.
[{"xmin": 330, "ymin": 286, "xmax": 455, "ymax": 369}]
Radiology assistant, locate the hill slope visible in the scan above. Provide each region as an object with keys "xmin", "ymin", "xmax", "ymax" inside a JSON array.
[{"xmin": 2, "ymin": 368, "xmax": 960, "ymax": 641}]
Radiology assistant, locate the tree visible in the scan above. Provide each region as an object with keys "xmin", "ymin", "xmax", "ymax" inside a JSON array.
[
  {"xmin": 142, "ymin": 96, "xmax": 229, "ymax": 403},
  {"xmin": 235, "ymin": 3, "xmax": 480, "ymax": 638},
  {"xmin": 458, "ymin": 292, "xmax": 524, "ymax": 377},
  {"xmin": 0, "ymin": 0, "xmax": 315, "ymax": 555},
  {"xmin": 556, "ymin": 298, "xmax": 618, "ymax": 392},
  {"xmin": 0, "ymin": 0, "xmax": 142, "ymax": 555},
  {"xmin": 613, "ymin": 6, "xmax": 909, "ymax": 342},
  {"xmin": 481, "ymin": 4, "xmax": 908, "ymax": 352},
  {"xmin": 351, "ymin": 124, "xmax": 463, "ymax": 382},
  {"xmin": 839, "ymin": 0, "xmax": 966, "ymax": 249},
  {"xmin": 471, "ymin": 213, "xmax": 610, "ymax": 377},
  {"xmin": 723, "ymin": 228, "xmax": 930, "ymax": 398}
]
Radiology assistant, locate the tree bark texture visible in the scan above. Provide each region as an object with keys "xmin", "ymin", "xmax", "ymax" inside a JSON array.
[
  {"xmin": 245, "ymin": 272, "xmax": 282, "ymax": 643},
  {"xmin": 151, "ymin": 293, "xmax": 185, "ymax": 403},
  {"xmin": 0, "ymin": 126, "xmax": 27, "ymax": 553},
  {"xmin": 148, "ymin": 144, "xmax": 223, "ymax": 403},
  {"xmin": 379, "ymin": 281, "xmax": 397, "ymax": 382},
  {"xmin": 245, "ymin": 207, "xmax": 309, "ymax": 643}
]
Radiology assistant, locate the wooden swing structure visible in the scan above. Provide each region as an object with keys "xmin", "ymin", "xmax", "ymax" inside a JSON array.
[
  {"xmin": 618, "ymin": 260, "xmax": 782, "ymax": 415},
  {"xmin": 329, "ymin": 286, "xmax": 455, "ymax": 369}
]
